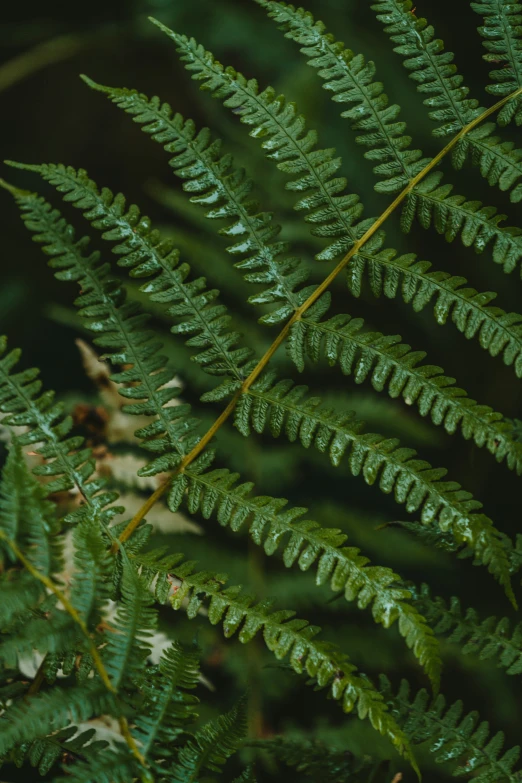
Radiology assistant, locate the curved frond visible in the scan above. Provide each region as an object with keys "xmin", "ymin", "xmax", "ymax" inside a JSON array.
[
  {"xmin": 234, "ymin": 371, "xmax": 514, "ymax": 601},
  {"xmin": 250, "ymin": 736, "xmax": 372, "ymax": 782},
  {"xmin": 53, "ymin": 747, "xmax": 137, "ymax": 783},
  {"xmin": 257, "ymin": 2, "xmax": 522, "ymax": 273},
  {"xmin": 347, "ymin": 248, "xmax": 522, "ymax": 377},
  {"xmin": 8, "ymin": 187, "xmax": 203, "ymax": 476},
  {"xmin": 10, "ymin": 727, "xmax": 107, "ymax": 778},
  {"xmin": 0, "ymin": 443, "xmax": 61, "ymax": 575},
  {"xmin": 372, "ymin": 0, "xmax": 522, "ymax": 202},
  {"xmin": 154, "ymin": 553, "xmax": 417, "ymax": 768},
  {"xmin": 132, "ymin": 641, "xmax": 200, "ymax": 760},
  {"xmin": 255, "ymin": 0, "xmax": 428, "ymax": 195},
  {"xmin": 382, "ymin": 676, "xmax": 521, "ymax": 782},
  {"xmin": 291, "ymin": 307, "xmax": 522, "ymax": 473},
  {"xmin": 150, "ymin": 18, "xmax": 377, "ymax": 264},
  {"xmin": 472, "ymin": 0, "xmax": 522, "ymax": 126},
  {"xmin": 0, "ymin": 684, "xmax": 115, "ymax": 757},
  {"xmin": 103, "ymin": 565, "xmax": 156, "ymax": 689},
  {"xmin": 6, "ymin": 163, "xmax": 255, "ymax": 401},
  {"xmin": 170, "ymin": 465, "xmax": 441, "ymax": 687},
  {"xmin": 416, "ymin": 584, "xmax": 522, "ymax": 675},
  {"xmin": 171, "ymin": 698, "xmax": 247, "ymax": 782},
  {"xmin": 402, "ymin": 171, "xmax": 522, "ymax": 274},
  {"xmin": 81, "ymin": 77, "xmax": 311, "ymax": 324}
]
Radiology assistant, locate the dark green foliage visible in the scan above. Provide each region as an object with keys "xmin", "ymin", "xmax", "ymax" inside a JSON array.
[
  {"xmin": 250, "ymin": 736, "xmax": 372, "ymax": 781},
  {"xmin": 472, "ymin": 1, "xmax": 522, "ymax": 125},
  {"xmin": 1, "ymin": 3, "xmax": 522, "ymax": 781},
  {"xmin": 291, "ymin": 306, "xmax": 522, "ymax": 473},
  {"xmin": 234, "ymin": 370, "xmax": 513, "ymax": 599},
  {"xmin": 170, "ymin": 699, "xmax": 247, "ymax": 782},
  {"xmin": 416, "ymin": 584, "xmax": 522, "ymax": 675},
  {"xmin": 382, "ymin": 676, "xmax": 521, "ymax": 782},
  {"xmin": 372, "ymin": 0, "xmax": 522, "ymax": 201},
  {"xmin": 81, "ymin": 76, "xmax": 311, "ymax": 325}
]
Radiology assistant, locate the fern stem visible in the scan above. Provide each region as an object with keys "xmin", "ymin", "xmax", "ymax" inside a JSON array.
[
  {"xmin": 0, "ymin": 529, "xmax": 146, "ymax": 767},
  {"xmin": 116, "ymin": 84, "xmax": 522, "ymax": 544}
]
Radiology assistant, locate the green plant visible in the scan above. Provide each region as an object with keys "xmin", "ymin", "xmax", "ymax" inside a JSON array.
[{"xmin": 1, "ymin": 1, "xmax": 522, "ymax": 781}]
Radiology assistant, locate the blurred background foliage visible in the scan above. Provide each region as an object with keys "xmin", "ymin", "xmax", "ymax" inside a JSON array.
[{"xmin": 1, "ymin": 0, "xmax": 521, "ymax": 781}]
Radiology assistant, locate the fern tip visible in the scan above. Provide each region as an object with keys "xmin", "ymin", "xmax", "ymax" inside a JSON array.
[
  {"xmin": 0, "ymin": 178, "xmax": 31, "ymax": 198},
  {"xmin": 4, "ymin": 160, "xmax": 41, "ymax": 173},
  {"xmin": 79, "ymin": 74, "xmax": 105, "ymax": 92}
]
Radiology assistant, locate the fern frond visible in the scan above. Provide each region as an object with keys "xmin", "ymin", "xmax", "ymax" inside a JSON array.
[
  {"xmin": 7, "ymin": 183, "xmax": 441, "ymax": 684},
  {"xmin": 0, "ymin": 443, "xmax": 62, "ymax": 575},
  {"xmin": 401, "ymin": 171, "xmax": 522, "ymax": 274},
  {"xmin": 10, "ymin": 727, "xmax": 107, "ymax": 778},
  {"xmin": 149, "ymin": 19, "xmax": 377, "ymax": 265},
  {"xmin": 132, "ymin": 640, "xmax": 200, "ymax": 761},
  {"xmin": 81, "ymin": 77, "xmax": 311, "ymax": 325},
  {"xmin": 103, "ymin": 564, "xmax": 156, "ymax": 689},
  {"xmin": 0, "ymin": 684, "xmax": 115, "ymax": 757},
  {"xmin": 382, "ymin": 676, "xmax": 521, "ymax": 782},
  {"xmin": 472, "ymin": 0, "xmax": 522, "ymax": 126},
  {"xmin": 255, "ymin": 0, "xmax": 429, "ymax": 195},
  {"xmin": 347, "ymin": 250, "xmax": 522, "ymax": 382},
  {"xmin": 7, "ymin": 188, "xmax": 204, "ymax": 478},
  {"xmin": 69, "ymin": 514, "xmax": 113, "ymax": 626},
  {"xmin": 52, "ymin": 746, "xmax": 138, "ymax": 783},
  {"xmin": 256, "ymin": 1, "xmax": 522, "ymax": 274},
  {"xmin": 0, "ymin": 609, "xmax": 77, "ymax": 671},
  {"xmin": 231, "ymin": 768, "xmax": 257, "ymax": 783},
  {"xmin": 415, "ymin": 584, "xmax": 522, "ymax": 675},
  {"xmin": 291, "ymin": 307, "xmax": 522, "ymax": 473},
  {"xmin": 0, "ymin": 334, "xmax": 115, "ymax": 524},
  {"xmin": 6, "ymin": 163, "xmax": 256, "ymax": 401},
  {"xmin": 250, "ymin": 736, "xmax": 372, "ymax": 782},
  {"xmin": 0, "ymin": 573, "xmax": 45, "ymax": 629},
  {"xmin": 372, "ymin": 0, "xmax": 522, "ymax": 202},
  {"xmin": 168, "ymin": 465, "xmax": 441, "ymax": 686},
  {"xmin": 170, "ymin": 698, "xmax": 247, "ymax": 782},
  {"xmin": 155, "ymin": 554, "xmax": 417, "ymax": 767},
  {"xmin": 234, "ymin": 371, "xmax": 514, "ymax": 601}
]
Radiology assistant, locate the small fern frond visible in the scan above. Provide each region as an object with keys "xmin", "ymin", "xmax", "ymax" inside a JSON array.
[
  {"xmin": 234, "ymin": 371, "xmax": 514, "ymax": 601},
  {"xmin": 250, "ymin": 736, "xmax": 372, "ymax": 782},
  {"xmin": 232, "ymin": 768, "xmax": 257, "ymax": 783},
  {"xmin": 0, "ymin": 573, "xmax": 45, "ymax": 629},
  {"xmin": 382, "ymin": 676, "xmax": 521, "ymax": 782},
  {"xmin": 415, "ymin": 584, "xmax": 522, "ymax": 676},
  {"xmin": 52, "ymin": 747, "xmax": 138, "ymax": 783},
  {"xmin": 0, "ymin": 684, "xmax": 115, "ymax": 757},
  {"xmin": 81, "ymin": 77, "xmax": 311, "ymax": 324},
  {"xmin": 347, "ymin": 248, "xmax": 522, "ymax": 377},
  {"xmin": 158, "ymin": 554, "xmax": 417, "ymax": 767},
  {"xmin": 6, "ymin": 163, "xmax": 256, "ymax": 401},
  {"xmin": 0, "ymin": 336, "xmax": 99, "ymax": 504},
  {"xmin": 472, "ymin": 0, "xmax": 522, "ymax": 126},
  {"xmin": 170, "ymin": 698, "xmax": 247, "ymax": 782},
  {"xmin": 169, "ymin": 465, "xmax": 441, "ymax": 687},
  {"xmin": 372, "ymin": 0, "xmax": 522, "ymax": 202},
  {"xmin": 291, "ymin": 307, "xmax": 522, "ymax": 473},
  {"xmin": 0, "ymin": 443, "xmax": 62, "ymax": 575},
  {"xmin": 0, "ymin": 320, "xmax": 117, "ymax": 528},
  {"xmin": 10, "ymin": 727, "xmax": 107, "ymax": 778},
  {"xmin": 103, "ymin": 564, "xmax": 156, "ymax": 689},
  {"xmin": 70, "ymin": 514, "xmax": 113, "ymax": 626},
  {"xmin": 132, "ymin": 640, "xmax": 200, "ymax": 760}
]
